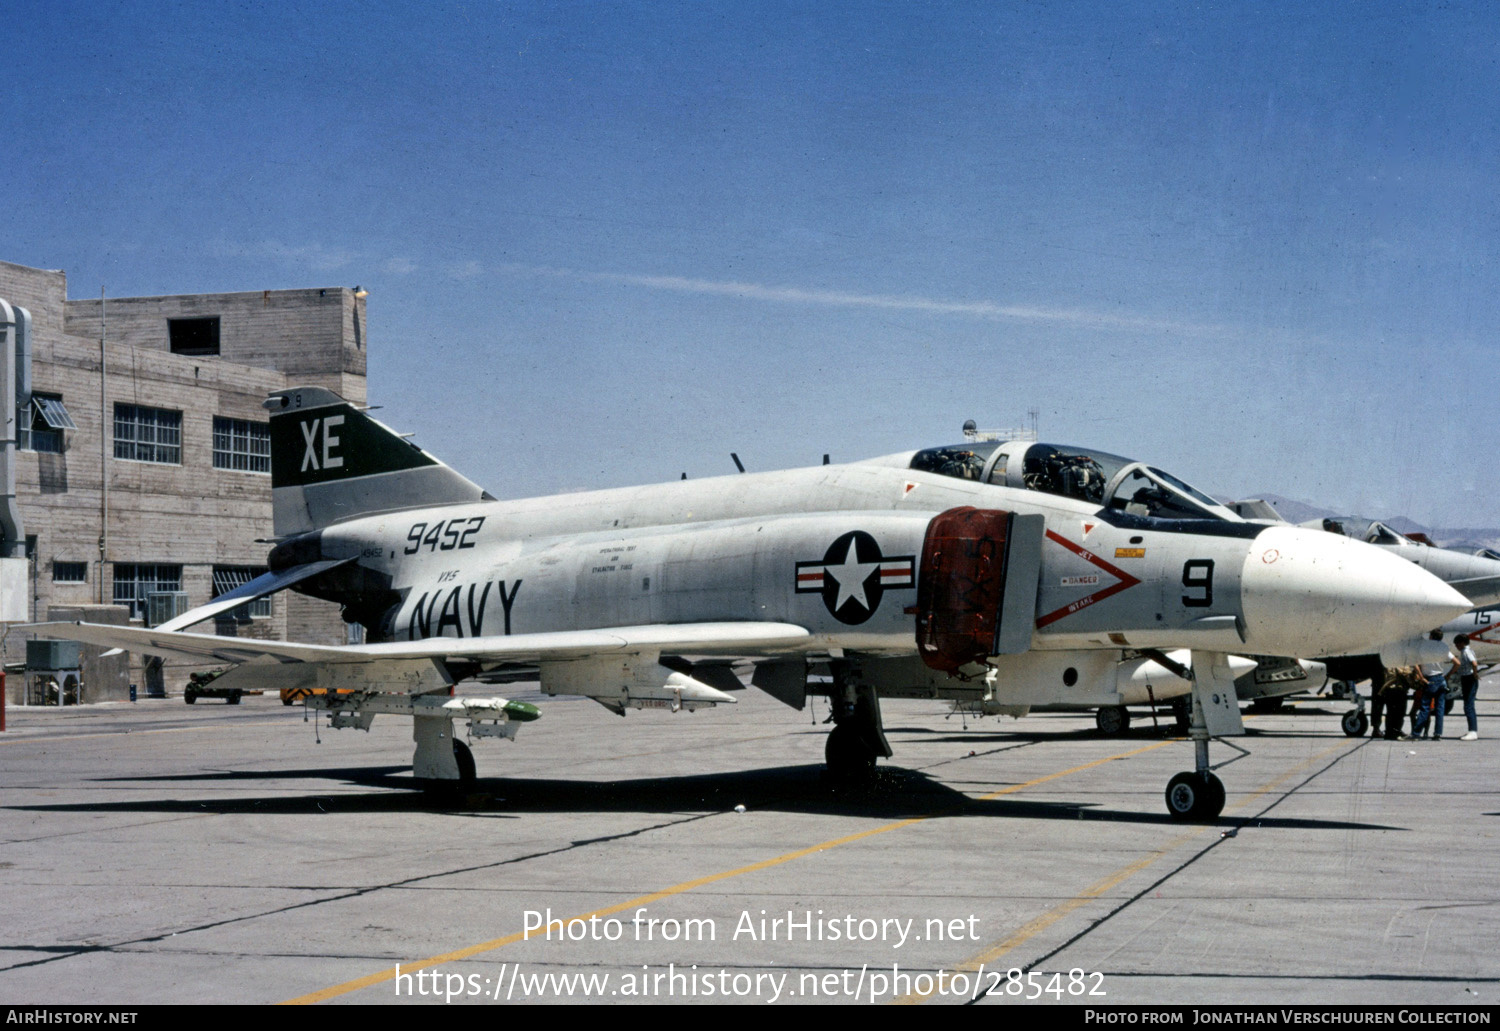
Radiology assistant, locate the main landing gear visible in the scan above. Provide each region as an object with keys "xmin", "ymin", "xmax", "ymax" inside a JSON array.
[
  {"xmin": 452, "ymin": 739, "xmax": 477, "ymax": 785},
  {"xmin": 1332, "ymin": 679, "xmax": 1372, "ymax": 737},
  {"xmin": 1096, "ymin": 700, "xmax": 1189, "ymax": 736},
  {"xmin": 1095, "ymin": 705, "xmax": 1130, "ymax": 735},
  {"xmin": 824, "ymin": 669, "xmax": 892, "ymax": 781},
  {"xmin": 1171, "ymin": 697, "xmax": 1191, "ymax": 734},
  {"xmin": 1163, "ymin": 651, "xmax": 1249, "ymax": 822},
  {"xmin": 413, "ymin": 713, "xmax": 482, "ymax": 797}
]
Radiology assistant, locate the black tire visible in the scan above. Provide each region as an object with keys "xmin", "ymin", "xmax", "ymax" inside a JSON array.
[
  {"xmin": 1201, "ymin": 772, "xmax": 1226, "ymax": 818},
  {"xmin": 1165, "ymin": 771, "xmax": 1224, "ymax": 821},
  {"xmin": 423, "ymin": 741, "xmax": 479, "ymax": 803},
  {"xmin": 825, "ymin": 724, "xmax": 876, "ymax": 780},
  {"xmin": 1095, "ymin": 705, "xmax": 1130, "ymax": 736},
  {"xmin": 453, "ymin": 740, "xmax": 476, "ymax": 785},
  {"xmin": 1444, "ymin": 697, "xmax": 1455, "ymax": 716},
  {"xmin": 1341, "ymin": 710, "xmax": 1369, "ymax": 737},
  {"xmin": 1249, "ymin": 696, "xmax": 1285, "ymax": 714},
  {"xmin": 282, "ymin": 695, "xmax": 294, "ymax": 706},
  {"xmin": 227, "ymin": 692, "xmax": 241, "ymax": 705},
  {"xmin": 184, "ymin": 690, "xmax": 197, "ymax": 705}
]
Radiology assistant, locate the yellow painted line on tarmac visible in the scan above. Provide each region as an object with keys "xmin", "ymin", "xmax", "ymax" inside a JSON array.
[
  {"xmin": 280, "ymin": 739, "xmax": 1175, "ymax": 1005},
  {"xmin": 972, "ymin": 740, "xmax": 1173, "ymax": 801},
  {"xmin": 893, "ymin": 737, "xmax": 1360, "ymax": 1004}
]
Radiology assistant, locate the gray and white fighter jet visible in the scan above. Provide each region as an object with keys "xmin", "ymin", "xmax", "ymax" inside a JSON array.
[
  {"xmin": 1299, "ymin": 517, "xmax": 1500, "ymax": 610},
  {"xmin": 27, "ymin": 391, "xmax": 1470, "ymax": 820},
  {"xmin": 1224, "ymin": 505, "xmax": 1500, "ymax": 732},
  {"xmin": 1441, "ymin": 550, "xmax": 1500, "ymax": 663}
]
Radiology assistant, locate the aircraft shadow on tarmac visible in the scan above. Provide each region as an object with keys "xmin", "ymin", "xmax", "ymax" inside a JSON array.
[
  {"xmin": 3, "ymin": 762, "xmax": 1402, "ymax": 831},
  {"xmin": 887, "ymin": 725, "xmax": 1184, "ymax": 744},
  {"xmin": 882, "ymin": 723, "xmax": 1342, "ymax": 743}
]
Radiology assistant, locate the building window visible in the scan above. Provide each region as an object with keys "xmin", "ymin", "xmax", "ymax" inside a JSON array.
[
  {"xmin": 53, "ymin": 561, "xmax": 87, "ymax": 584},
  {"xmin": 114, "ymin": 404, "xmax": 182, "ymax": 464},
  {"xmin": 212, "ymin": 566, "xmax": 271, "ymax": 619},
  {"xmin": 212, "ymin": 417, "xmax": 271, "ymax": 474},
  {"xmin": 28, "ymin": 393, "xmax": 76, "ymax": 453},
  {"xmin": 168, "ymin": 317, "xmax": 220, "ymax": 356},
  {"xmin": 112, "ymin": 563, "xmax": 183, "ymax": 621}
]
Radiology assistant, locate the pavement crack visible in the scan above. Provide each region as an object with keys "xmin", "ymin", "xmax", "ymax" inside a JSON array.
[{"xmin": 0, "ymin": 810, "xmax": 715, "ymax": 975}]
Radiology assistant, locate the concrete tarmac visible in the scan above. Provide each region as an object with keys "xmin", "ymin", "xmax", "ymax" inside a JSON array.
[{"xmin": 1, "ymin": 674, "xmax": 1496, "ymax": 1006}]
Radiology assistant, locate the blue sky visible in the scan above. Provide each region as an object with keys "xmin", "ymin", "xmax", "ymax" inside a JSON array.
[{"xmin": 7, "ymin": 1, "xmax": 1497, "ymax": 527}]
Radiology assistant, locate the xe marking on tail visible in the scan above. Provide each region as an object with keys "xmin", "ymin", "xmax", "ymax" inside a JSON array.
[{"xmin": 300, "ymin": 416, "xmax": 345, "ymax": 472}]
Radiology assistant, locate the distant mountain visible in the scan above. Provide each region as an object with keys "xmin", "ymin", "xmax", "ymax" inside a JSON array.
[
  {"xmin": 1431, "ymin": 530, "xmax": 1500, "ymax": 552},
  {"xmin": 1228, "ymin": 493, "xmax": 1336, "ymax": 526}
]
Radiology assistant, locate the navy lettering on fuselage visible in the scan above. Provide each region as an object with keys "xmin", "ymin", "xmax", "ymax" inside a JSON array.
[{"xmin": 407, "ymin": 579, "xmax": 521, "ymax": 639}]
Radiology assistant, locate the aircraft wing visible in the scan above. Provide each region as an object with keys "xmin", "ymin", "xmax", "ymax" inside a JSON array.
[
  {"xmin": 24, "ymin": 621, "xmax": 814, "ymax": 667},
  {"xmin": 1448, "ymin": 574, "xmax": 1500, "ymax": 608}
]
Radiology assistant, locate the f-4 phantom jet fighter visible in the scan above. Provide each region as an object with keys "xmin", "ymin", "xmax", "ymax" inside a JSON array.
[
  {"xmin": 1306, "ymin": 519, "xmax": 1500, "ymax": 734},
  {"xmin": 1224, "ymin": 506, "xmax": 1500, "ymax": 732},
  {"xmin": 1442, "ymin": 550, "xmax": 1500, "ymax": 663},
  {"xmin": 1298, "ymin": 517, "xmax": 1500, "ymax": 611},
  {"xmin": 30, "ymin": 392, "xmax": 1470, "ymax": 820}
]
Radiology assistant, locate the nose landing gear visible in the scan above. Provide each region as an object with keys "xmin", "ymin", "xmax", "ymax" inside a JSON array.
[{"xmin": 1163, "ymin": 652, "xmax": 1250, "ymax": 822}]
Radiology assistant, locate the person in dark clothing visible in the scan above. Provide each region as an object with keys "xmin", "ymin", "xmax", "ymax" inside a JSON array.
[{"xmin": 1372, "ymin": 666, "xmax": 1417, "ymax": 740}]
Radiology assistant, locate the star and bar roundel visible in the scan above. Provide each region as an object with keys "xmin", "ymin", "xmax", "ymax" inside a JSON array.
[{"xmin": 796, "ymin": 530, "xmax": 915, "ymax": 625}]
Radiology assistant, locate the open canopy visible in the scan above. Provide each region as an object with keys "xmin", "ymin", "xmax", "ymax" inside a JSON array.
[{"xmin": 1313, "ymin": 517, "xmax": 1413, "ymax": 547}]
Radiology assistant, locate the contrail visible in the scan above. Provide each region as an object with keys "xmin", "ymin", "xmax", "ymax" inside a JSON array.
[{"xmin": 498, "ymin": 263, "xmax": 1221, "ymax": 335}]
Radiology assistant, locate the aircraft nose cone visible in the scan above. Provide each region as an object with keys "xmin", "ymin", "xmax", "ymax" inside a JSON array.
[{"xmin": 1240, "ymin": 526, "xmax": 1472, "ymax": 657}]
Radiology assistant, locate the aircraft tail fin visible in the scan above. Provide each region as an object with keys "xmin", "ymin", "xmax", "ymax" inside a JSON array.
[{"xmin": 266, "ymin": 387, "xmax": 491, "ymax": 537}]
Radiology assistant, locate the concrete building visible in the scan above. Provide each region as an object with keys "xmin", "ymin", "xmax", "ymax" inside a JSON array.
[{"xmin": 0, "ymin": 258, "xmax": 369, "ymax": 704}]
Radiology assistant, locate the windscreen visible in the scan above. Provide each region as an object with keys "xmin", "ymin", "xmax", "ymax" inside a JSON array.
[
  {"xmin": 1105, "ymin": 465, "xmax": 1232, "ymax": 521},
  {"xmin": 1364, "ymin": 522, "xmax": 1408, "ymax": 545}
]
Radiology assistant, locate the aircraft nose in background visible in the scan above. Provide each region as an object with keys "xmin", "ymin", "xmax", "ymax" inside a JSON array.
[{"xmin": 1239, "ymin": 526, "xmax": 1472, "ymax": 657}]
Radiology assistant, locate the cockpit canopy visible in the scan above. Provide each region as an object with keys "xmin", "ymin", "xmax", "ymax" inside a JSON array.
[
  {"xmin": 1313, "ymin": 517, "xmax": 1412, "ymax": 547},
  {"xmin": 908, "ymin": 442, "xmax": 997, "ymax": 482},
  {"xmin": 908, "ymin": 441, "xmax": 1239, "ymax": 521}
]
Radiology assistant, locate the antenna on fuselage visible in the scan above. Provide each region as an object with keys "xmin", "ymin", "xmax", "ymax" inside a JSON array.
[
  {"xmin": 731, "ymin": 453, "xmax": 745, "ymax": 473},
  {"xmin": 964, "ymin": 416, "xmax": 1037, "ymax": 444}
]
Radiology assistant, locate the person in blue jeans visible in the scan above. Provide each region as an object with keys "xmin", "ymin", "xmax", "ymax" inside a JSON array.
[
  {"xmin": 1411, "ymin": 633, "xmax": 1450, "ymax": 740},
  {"xmin": 1452, "ymin": 634, "xmax": 1480, "ymax": 740}
]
